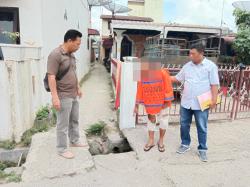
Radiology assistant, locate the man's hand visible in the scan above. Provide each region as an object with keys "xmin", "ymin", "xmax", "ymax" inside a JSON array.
[
  {"xmin": 209, "ymin": 100, "xmax": 217, "ymax": 110},
  {"xmin": 210, "ymin": 85, "xmax": 219, "ymax": 110},
  {"xmin": 163, "ymin": 101, "xmax": 169, "ymax": 109},
  {"xmin": 48, "ymin": 74, "xmax": 60, "ymax": 110},
  {"xmin": 134, "ymin": 104, "xmax": 139, "ymax": 116},
  {"xmin": 77, "ymin": 88, "xmax": 83, "ymax": 98},
  {"xmin": 52, "ymin": 96, "xmax": 61, "ymax": 111},
  {"xmin": 170, "ymin": 76, "xmax": 178, "ymax": 83}
]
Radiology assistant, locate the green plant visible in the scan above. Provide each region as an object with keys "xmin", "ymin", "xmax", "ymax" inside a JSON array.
[
  {"xmin": 19, "ymin": 105, "xmax": 54, "ymax": 146},
  {"xmin": 0, "ymin": 140, "xmax": 16, "ymax": 150},
  {"xmin": 0, "ymin": 162, "xmax": 16, "ymax": 171},
  {"xmin": 234, "ymin": 9, "xmax": 250, "ymax": 28},
  {"xmin": 0, "ymin": 171, "xmax": 21, "ymax": 183},
  {"xmin": 36, "ymin": 106, "xmax": 50, "ymax": 121},
  {"xmin": 0, "ymin": 106, "xmax": 53, "ymax": 149},
  {"xmin": 233, "ymin": 9, "xmax": 250, "ymax": 65},
  {"xmin": 218, "ymin": 55, "xmax": 234, "ymax": 64},
  {"xmin": 20, "ymin": 124, "xmax": 49, "ymax": 146},
  {"xmin": 1, "ymin": 31, "xmax": 20, "ymax": 42},
  {"xmin": 0, "ymin": 171, "xmax": 7, "ymax": 179},
  {"xmin": 20, "ymin": 129, "xmax": 35, "ymax": 147},
  {"xmin": 6, "ymin": 172, "xmax": 21, "ymax": 183},
  {"xmin": 85, "ymin": 121, "xmax": 106, "ymax": 136},
  {"xmin": 233, "ymin": 27, "xmax": 250, "ymax": 64}
]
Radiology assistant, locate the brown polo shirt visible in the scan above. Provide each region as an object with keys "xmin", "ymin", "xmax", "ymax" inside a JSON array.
[{"xmin": 47, "ymin": 47, "xmax": 78, "ymax": 99}]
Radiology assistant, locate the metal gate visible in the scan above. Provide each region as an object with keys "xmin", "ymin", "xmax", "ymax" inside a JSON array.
[{"xmin": 137, "ymin": 64, "xmax": 250, "ymax": 124}]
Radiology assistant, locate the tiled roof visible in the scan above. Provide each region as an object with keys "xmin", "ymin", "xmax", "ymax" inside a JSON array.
[{"xmin": 88, "ymin": 28, "xmax": 100, "ymax": 35}]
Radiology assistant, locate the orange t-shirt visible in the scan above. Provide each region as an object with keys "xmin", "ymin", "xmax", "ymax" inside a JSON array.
[{"xmin": 136, "ymin": 69, "xmax": 174, "ymax": 114}]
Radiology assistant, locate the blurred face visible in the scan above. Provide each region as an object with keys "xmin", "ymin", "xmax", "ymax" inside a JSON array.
[
  {"xmin": 189, "ymin": 48, "xmax": 204, "ymax": 64},
  {"xmin": 140, "ymin": 62, "xmax": 161, "ymax": 81},
  {"xmin": 67, "ymin": 37, "xmax": 81, "ymax": 53},
  {"xmin": 133, "ymin": 60, "xmax": 162, "ymax": 82}
]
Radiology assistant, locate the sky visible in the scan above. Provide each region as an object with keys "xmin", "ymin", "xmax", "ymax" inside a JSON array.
[
  {"xmin": 164, "ymin": 0, "xmax": 237, "ymax": 31},
  {"xmin": 91, "ymin": 0, "xmax": 237, "ymax": 32}
]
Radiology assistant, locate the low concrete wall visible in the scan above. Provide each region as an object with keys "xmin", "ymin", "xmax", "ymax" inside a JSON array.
[
  {"xmin": 0, "ymin": 148, "xmax": 29, "ymax": 162},
  {"xmin": 0, "ymin": 44, "xmax": 90, "ymax": 142},
  {"xmin": 0, "ymin": 45, "xmax": 51, "ymax": 142},
  {"xmin": 0, "ymin": 44, "xmax": 90, "ymax": 141},
  {"xmin": 119, "ymin": 57, "xmax": 138, "ymax": 130}
]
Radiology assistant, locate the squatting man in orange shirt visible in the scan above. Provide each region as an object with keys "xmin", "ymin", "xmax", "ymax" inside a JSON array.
[{"xmin": 134, "ymin": 61, "xmax": 174, "ymax": 152}]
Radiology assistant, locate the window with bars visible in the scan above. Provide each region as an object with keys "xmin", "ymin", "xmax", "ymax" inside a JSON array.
[{"xmin": 0, "ymin": 7, "xmax": 20, "ymax": 44}]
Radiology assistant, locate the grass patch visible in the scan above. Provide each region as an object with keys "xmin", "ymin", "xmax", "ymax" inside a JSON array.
[
  {"xmin": 0, "ymin": 161, "xmax": 16, "ymax": 171},
  {"xmin": 20, "ymin": 105, "xmax": 56, "ymax": 147},
  {"xmin": 6, "ymin": 172, "xmax": 21, "ymax": 183},
  {"xmin": 0, "ymin": 160, "xmax": 23, "ymax": 183},
  {"xmin": 85, "ymin": 121, "xmax": 106, "ymax": 136},
  {"xmin": 0, "ymin": 171, "xmax": 21, "ymax": 183},
  {"xmin": 20, "ymin": 124, "xmax": 50, "ymax": 147},
  {"xmin": 0, "ymin": 162, "xmax": 21, "ymax": 183},
  {"xmin": 0, "ymin": 105, "xmax": 55, "ymax": 149},
  {"xmin": 0, "ymin": 170, "xmax": 8, "ymax": 179},
  {"xmin": 0, "ymin": 140, "xmax": 16, "ymax": 150}
]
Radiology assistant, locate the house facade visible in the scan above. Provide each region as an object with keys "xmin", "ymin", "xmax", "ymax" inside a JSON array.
[
  {"xmin": 0, "ymin": 0, "xmax": 91, "ymax": 141},
  {"xmin": 128, "ymin": 0, "xmax": 164, "ymax": 23},
  {"xmin": 100, "ymin": 15, "xmax": 154, "ymax": 62}
]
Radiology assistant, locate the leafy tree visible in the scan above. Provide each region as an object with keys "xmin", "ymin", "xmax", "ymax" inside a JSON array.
[{"xmin": 233, "ymin": 9, "xmax": 250, "ymax": 65}]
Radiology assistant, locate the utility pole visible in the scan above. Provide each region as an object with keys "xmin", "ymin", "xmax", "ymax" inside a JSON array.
[{"xmin": 218, "ymin": 0, "xmax": 225, "ymax": 56}]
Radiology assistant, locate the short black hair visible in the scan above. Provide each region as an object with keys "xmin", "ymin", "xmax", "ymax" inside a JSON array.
[
  {"xmin": 190, "ymin": 44, "xmax": 205, "ymax": 53},
  {"xmin": 64, "ymin": 29, "xmax": 82, "ymax": 42}
]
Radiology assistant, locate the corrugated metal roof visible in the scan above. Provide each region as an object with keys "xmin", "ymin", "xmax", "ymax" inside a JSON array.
[
  {"xmin": 100, "ymin": 15, "xmax": 153, "ymax": 22},
  {"xmin": 111, "ymin": 20, "xmax": 224, "ymax": 30},
  {"xmin": 111, "ymin": 20, "xmax": 228, "ymax": 34}
]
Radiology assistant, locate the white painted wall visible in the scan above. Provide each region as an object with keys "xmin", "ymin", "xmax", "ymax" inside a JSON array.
[
  {"xmin": 0, "ymin": 0, "xmax": 91, "ymax": 78},
  {"xmin": 119, "ymin": 57, "xmax": 137, "ymax": 130},
  {"xmin": 0, "ymin": 59, "xmax": 12, "ymax": 140},
  {"xmin": 0, "ymin": 0, "xmax": 91, "ymax": 141},
  {"xmin": 0, "ymin": 45, "xmax": 46, "ymax": 141},
  {"xmin": 0, "ymin": 0, "xmax": 43, "ymax": 45},
  {"xmin": 40, "ymin": 0, "xmax": 91, "ymax": 77},
  {"xmin": 101, "ymin": 19, "xmax": 110, "ymax": 37}
]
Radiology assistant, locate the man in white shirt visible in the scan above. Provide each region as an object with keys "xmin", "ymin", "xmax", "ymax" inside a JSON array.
[{"xmin": 171, "ymin": 45, "xmax": 220, "ymax": 162}]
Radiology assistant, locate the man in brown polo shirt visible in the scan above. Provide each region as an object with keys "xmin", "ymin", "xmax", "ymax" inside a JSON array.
[{"xmin": 47, "ymin": 29, "xmax": 86, "ymax": 159}]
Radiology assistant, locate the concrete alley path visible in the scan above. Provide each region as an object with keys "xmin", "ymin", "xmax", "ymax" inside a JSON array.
[
  {"xmin": 7, "ymin": 63, "xmax": 117, "ymax": 183},
  {"xmin": 5, "ymin": 118, "xmax": 250, "ymax": 187},
  {"xmin": 79, "ymin": 62, "xmax": 117, "ymax": 130},
  {"xmin": 123, "ymin": 119, "xmax": 250, "ymax": 187}
]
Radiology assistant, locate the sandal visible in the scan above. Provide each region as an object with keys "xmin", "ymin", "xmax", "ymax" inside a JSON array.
[
  {"xmin": 158, "ymin": 143, "xmax": 165, "ymax": 152},
  {"xmin": 59, "ymin": 151, "xmax": 75, "ymax": 159},
  {"xmin": 144, "ymin": 144, "xmax": 155, "ymax": 152}
]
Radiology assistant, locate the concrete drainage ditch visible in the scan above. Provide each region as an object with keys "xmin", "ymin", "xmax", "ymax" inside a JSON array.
[
  {"xmin": 86, "ymin": 127, "xmax": 133, "ymax": 156},
  {"xmin": 0, "ymin": 148, "xmax": 29, "ymax": 184}
]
